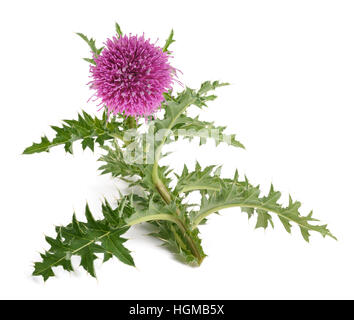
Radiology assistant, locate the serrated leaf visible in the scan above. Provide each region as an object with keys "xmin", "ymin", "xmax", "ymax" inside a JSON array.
[
  {"xmin": 163, "ymin": 29, "xmax": 175, "ymax": 53},
  {"xmin": 82, "ymin": 137, "xmax": 95, "ymax": 151},
  {"xmin": 83, "ymin": 58, "xmax": 95, "ymax": 64},
  {"xmin": 255, "ymin": 209, "xmax": 274, "ymax": 229},
  {"xmin": 198, "ymin": 81, "xmax": 230, "ymax": 95},
  {"xmin": 150, "ymin": 84, "xmax": 244, "ymax": 152},
  {"xmin": 149, "ymin": 221, "xmax": 206, "ymax": 265},
  {"xmin": 174, "ymin": 163, "xmax": 222, "ymax": 195},
  {"xmin": 33, "ymin": 201, "xmax": 135, "ymax": 281},
  {"xmin": 125, "ymin": 198, "xmax": 180, "ymax": 226},
  {"xmin": 190, "ymin": 171, "xmax": 336, "ymax": 242},
  {"xmin": 23, "ymin": 136, "xmax": 51, "ymax": 154},
  {"xmin": 115, "ymin": 22, "xmax": 123, "ymax": 37},
  {"xmin": 169, "ymin": 114, "xmax": 245, "ymax": 149},
  {"xmin": 101, "ymin": 231, "xmax": 134, "ymax": 266},
  {"xmin": 23, "ymin": 111, "xmax": 124, "ymax": 155},
  {"xmin": 76, "ymin": 32, "xmax": 100, "ymax": 55}
]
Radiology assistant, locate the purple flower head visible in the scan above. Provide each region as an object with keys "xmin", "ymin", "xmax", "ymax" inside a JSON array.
[{"xmin": 90, "ymin": 34, "xmax": 174, "ymax": 118}]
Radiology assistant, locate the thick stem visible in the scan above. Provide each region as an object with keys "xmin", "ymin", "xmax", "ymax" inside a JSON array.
[
  {"xmin": 148, "ymin": 96, "xmax": 204, "ymax": 264},
  {"xmin": 154, "ymin": 178, "xmax": 172, "ymax": 204},
  {"xmin": 127, "ymin": 211, "xmax": 204, "ymax": 264},
  {"xmin": 176, "ymin": 220, "xmax": 204, "ymax": 265},
  {"xmin": 152, "ymin": 151, "xmax": 203, "ymax": 264},
  {"xmin": 127, "ymin": 116, "xmax": 137, "ymax": 129}
]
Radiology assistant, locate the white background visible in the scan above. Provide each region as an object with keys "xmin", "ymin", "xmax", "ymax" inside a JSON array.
[{"xmin": 1, "ymin": 0, "xmax": 353, "ymax": 300}]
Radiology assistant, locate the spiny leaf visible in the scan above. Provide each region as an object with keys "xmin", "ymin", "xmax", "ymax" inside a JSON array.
[
  {"xmin": 149, "ymin": 221, "xmax": 206, "ymax": 265},
  {"xmin": 98, "ymin": 141, "xmax": 144, "ymax": 178},
  {"xmin": 76, "ymin": 32, "xmax": 104, "ymax": 64},
  {"xmin": 83, "ymin": 58, "xmax": 95, "ymax": 64},
  {"xmin": 23, "ymin": 136, "xmax": 51, "ymax": 154},
  {"xmin": 82, "ymin": 137, "xmax": 95, "ymax": 152},
  {"xmin": 23, "ymin": 111, "xmax": 124, "ymax": 155},
  {"xmin": 33, "ymin": 201, "xmax": 135, "ymax": 281},
  {"xmin": 127, "ymin": 198, "xmax": 206, "ymax": 265},
  {"xmin": 169, "ymin": 114, "xmax": 245, "ymax": 149},
  {"xmin": 174, "ymin": 163, "xmax": 222, "ymax": 195},
  {"xmin": 115, "ymin": 22, "xmax": 123, "ymax": 37},
  {"xmin": 198, "ymin": 81, "xmax": 230, "ymax": 95},
  {"xmin": 101, "ymin": 231, "xmax": 134, "ymax": 266},
  {"xmin": 153, "ymin": 88, "xmax": 196, "ymax": 134},
  {"xmin": 150, "ymin": 84, "xmax": 244, "ymax": 151},
  {"xmin": 76, "ymin": 32, "xmax": 102, "ymax": 55},
  {"xmin": 163, "ymin": 29, "xmax": 175, "ymax": 53},
  {"xmin": 125, "ymin": 198, "xmax": 180, "ymax": 226},
  {"xmin": 255, "ymin": 209, "xmax": 274, "ymax": 229},
  {"xmin": 194, "ymin": 81, "xmax": 230, "ymax": 108},
  {"xmin": 190, "ymin": 171, "xmax": 336, "ymax": 242},
  {"xmin": 98, "ymin": 137, "xmax": 174, "ymax": 197}
]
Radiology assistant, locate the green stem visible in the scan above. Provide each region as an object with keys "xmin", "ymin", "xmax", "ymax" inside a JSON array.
[
  {"xmin": 152, "ymin": 164, "xmax": 203, "ymax": 265},
  {"xmin": 152, "ymin": 146, "xmax": 172, "ymax": 204},
  {"xmin": 191, "ymin": 203, "xmax": 336, "ymax": 240},
  {"xmin": 127, "ymin": 116, "xmax": 137, "ymax": 129},
  {"xmin": 146, "ymin": 94, "xmax": 204, "ymax": 264},
  {"xmin": 152, "ymin": 145, "xmax": 203, "ymax": 264},
  {"xmin": 152, "ymin": 169, "xmax": 203, "ymax": 263},
  {"xmin": 126, "ymin": 212, "xmax": 203, "ymax": 264},
  {"xmin": 126, "ymin": 213, "xmax": 181, "ymax": 226}
]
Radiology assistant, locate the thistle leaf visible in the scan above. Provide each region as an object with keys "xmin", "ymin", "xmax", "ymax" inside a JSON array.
[
  {"xmin": 33, "ymin": 201, "xmax": 135, "ymax": 281},
  {"xmin": 151, "ymin": 85, "xmax": 244, "ymax": 150},
  {"xmin": 126, "ymin": 199, "xmax": 206, "ymax": 265},
  {"xmin": 76, "ymin": 32, "xmax": 103, "ymax": 56},
  {"xmin": 149, "ymin": 221, "xmax": 206, "ymax": 265},
  {"xmin": 125, "ymin": 198, "xmax": 180, "ymax": 226},
  {"xmin": 198, "ymin": 81, "xmax": 230, "ymax": 95},
  {"xmin": 98, "ymin": 141, "xmax": 173, "ymax": 195},
  {"xmin": 163, "ymin": 29, "xmax": 175, "ymax": 53},
  {"xmin": 174, "ymin": 163, "xmax": 222, "ymax": 195},
  {"xmin": 190, "ymin": 170, "xmax": 336, "ymax": 242},
  {"xmin": 83, "ymin": 58, "xmax": 95, "ymax": 64},
  {"xmin": 23, "ymin": 136, "xmax": 51, "ymax": 154},
  {"xmin": 170, "ymin": 114, "xmax": 245, "ymax": 148},
  {"xmin": 23, "ymin": 111, "xmax": 124, "ymax": 155},
  {"xmin": 76, "ymin": 32, "xmax": 104, "ymax": 64},
  {"xmin": 115, "ymin": 22, "xmax": 123, "ymax": 37}
]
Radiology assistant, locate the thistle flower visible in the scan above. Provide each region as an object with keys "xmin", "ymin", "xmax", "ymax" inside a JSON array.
[{"xmin": 90, "ymin": 34, "xmax": 174, "ymax": 118}]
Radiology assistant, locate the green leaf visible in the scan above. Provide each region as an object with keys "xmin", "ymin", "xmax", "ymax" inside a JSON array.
[
  {"xmin": 190, "ymin": 171, "xmax": 336, "ymax": 242},
  {"xmin": 255, "ymin": 209, "xmax": 274, "ymax": 229},
  {"xmin": 162, "ymin": 29, "xmax": 175, "ymax": 53},
  {"xmin": 23, "ymin": 136, "xmax": 51, "ymax": 154},
  {"xmin": 149, "ymin": 221, "xmax": 206, "ymax": 265},
  {"xmin": 76, "ymin": 32, "xmax": 100, "ymax": 55},
  {"xmin": 154, "ymin": 88, "xmax": 197, "ymax": 134},
  {"xmin": 23, "ymin": 111, "xmax": 124, "ymax": 155},
  {"xmin": 169, "ymin": 114, "xmax": 245, "ymax": 149},
  {"xmin": 101, "ymin": 231, "xmax": 134, "ymax": 266},
  {"xmin": 82, "ymin": 137, "xmax": 95, "ymax": 152},
  {"xmin": 76, "ymin": 32, "xmax": 104, "ymax": 64},
  {"xmin": 174, "ymin": 163, "xmax": 222, "ymax": 195},
  {"xmin": 198, "ymin": 81, "xmax": 230, "ymax": 95},
  {"xmin": 115, "ymin": 22, "xmax": 123, "ymax": 37},
  {"xmin": 194, "ymin": 81, "xmax": 230, "ymax": 108},
  {"xmin": 98, "ymin": 141, "xmax": 144, "ymax": 178},
  {"xmin": 126, "ymin": 198, "xmax": 206, "ymax": 265},
  {"xmin": 151, "ymin": 83, "xmax": 244, "ymax": 152},
  {"xmin": 33, "ymin": 201, "xmax": 134, "ymax": 281},
  {"xmin": 125, "ymin": 198, "xmax": 181, "ymax": 226},
  {"xmin": 83, "ymin": 58, "xmax": 95, "ymax": 64}
]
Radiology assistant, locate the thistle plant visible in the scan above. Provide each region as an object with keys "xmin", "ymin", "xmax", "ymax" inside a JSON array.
[{"xmin": 24, "ymin": 23, "xmax": 336, "ymax": 281}]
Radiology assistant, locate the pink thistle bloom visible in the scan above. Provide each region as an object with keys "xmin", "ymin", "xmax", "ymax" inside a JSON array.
[{"xmin": 90, "ymin": 34, "xmax": 175, "ymax": 118}]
